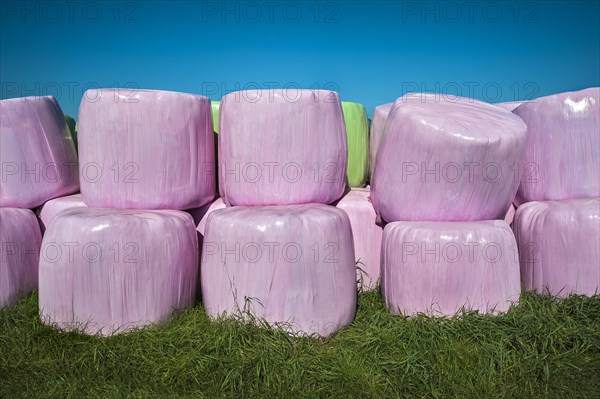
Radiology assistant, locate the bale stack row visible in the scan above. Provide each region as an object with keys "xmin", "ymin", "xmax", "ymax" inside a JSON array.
[
  {"xmin": 1, "ymin": 96, "xmax": 77, "ymax": 308},
  {"xmin": 371, "ymin": 93, "xmax": 528, "ymax": 316},
  {"xmin": 511, "ymin": 88, "xmax": 600, "ymax": 297},
  {"xmin": 2, "ymin": 86, "xmax": 597, "ymax": 337},
  {"xmin": 200, "ymin": 89, "xmax": 357, "ymax": 337},
  {"xmin": 36, "ymin": 89, "xmax": 216, "ymax": 335}
]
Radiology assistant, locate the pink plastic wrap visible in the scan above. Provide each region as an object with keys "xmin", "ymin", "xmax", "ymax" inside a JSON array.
[
  {"xmin": 78, "ymin": 88, "xmax": 216, "ymax": 210},
  {"xmin": 513, "ymin": 198, "xmax": 600, "ymax": 297},
  {"xmin": 39, "ymin": 208, "xmax": 198, "ymax": 336},
  {"xmin": 504, "ymin": 204, "xmax": 516, "ymax": 225},
  {"xmin": 0, "ymin": 208, "xmax": 41, "ymax": 308},
  {"xmin": 513, "ymin": 88, "xmax": 600, "ymax": 205},
  {"xmin": 192, "ymin": 197, "xmax": 226, "ymax": 237},
  {"xmin": 38, "ymin": 194, "xmax": 87, "ymax": 231},
  {"xmin": 334, "ymin": 188, "xmax": 382, "ymax": 290},
  {"xmin": 368, "ymin": 103, "xmax": 393, "ymax": 179},
  {"xmin": 382, "ymin": 220, "xmax": 521, "ymax": 316},
  {"xmin": 201, "ymin": 204, "xmax": 356, "ymax": 337},
  {"xmin": 496, "ymin": 101, "xmax": 524, "ymax": 111},
  {"xmin": 371, "ymin": 93, "xmax": 528, "ymax": 222},
  {"xmin": 0, "ymin": 96, "xmax": 79, "ymax": 208},
  {"xmin": 219, "ymin": 89, "xmax": 347, "ymax": 206}
]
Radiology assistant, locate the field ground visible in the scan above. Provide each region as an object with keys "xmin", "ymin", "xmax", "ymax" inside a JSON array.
[{"xmin": 1, "ymin": 291, "xmax": 599, "ymax": 398}]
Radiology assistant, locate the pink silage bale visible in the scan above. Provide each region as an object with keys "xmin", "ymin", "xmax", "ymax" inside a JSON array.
[
  {"xmin": 381, "ymin": 220, "xmax": 521, "ymax": 316},
  {"xmin": 513, "ymin": 88, "xmax": 599, "ymax": 204},
  {"xmin": 219, "ymin": 89, "xmax": 347, "ymax": 206},
  {"xmin": 334, "ymin": 187, "xmax": 383, "ymax": 290},
  {"xmin": 0, "ymin": 208, "xmax": 41, "ymax": 308},
  {"xmin": 39, "ymin": 208, "xmax": 198, "ymax": 336},
  {"xmin": 513, "ymin": 198, "xmax": 600, "ymax": 297},
  {"xmin": 0, "ymin": 96, "xmax": 79, "ymax": 208},
  {"xmin": 201, "ymin": 204, "xmax": 356, "ymax": 337},
  {"xmin": 78, "ymin": 89, "xmax": 215, "ymax": 209},
  {"xmin": 371, "ymin": 93, "xmax": 528, "ymax": 223},
  {"xmin": 368, "ymin": 103, "xmax": 393, "ymax": 179}
]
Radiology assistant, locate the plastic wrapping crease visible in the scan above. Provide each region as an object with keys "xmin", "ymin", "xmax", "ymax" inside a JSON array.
[
  {"xmin": 219, "ymin": 89, "xmax": 347, "ymax": 206},
  {"xmin": 334, "ymin": 188, "xmax": 382, "ymax": 290},
  {"xmin": 78, "ymin": 88, "xmax": 216, "ymax": 209},
  {"xmin": 0, "ymin": 96, "xmax": 79, "ymax": 208},
  {"xmin": 341, "ymin": 102, "xmax": 369, "ymax": 187},
  {"xmin": 371, "ymin": 93, "xmax": 528, "ymax": 222},
  {"xmin": 39, "ymin": 208, "xmax": 198, "ymax": 336},
  {"xmin": 368, "ymin": 103, "xmax": 393, "ymax": 179},
  {"xmin": 513, "ymin": 88, "xmax": 600, "ymax": 204},
  {"xmin": 201, "ymin": 204, "xmax": 356, "ymax": 337},
  {"xmin": 0, "ymin": 208, "xmax": 41, "ymax": 308},
  {"xmin": 381, "ymin": 220, "xmax": 521, "ymax": 316},
  {"xmin": 38, "ymin": 193, "xmax": 87, "ymax": 231},
  {"xmin": 513, "ymin": 198, "xmax": 600, "ymax": 296}
]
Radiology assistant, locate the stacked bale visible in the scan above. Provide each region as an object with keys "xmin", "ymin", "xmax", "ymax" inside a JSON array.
[
  {"xmin": 368, "ymin": 103, "xmax": 393, "ymax": 180},
  {"xmin": 211, "ymin": 100, "xmax": 220, "ymax": 133},
  {"xmin": 382, "ymin": 220, "xmax": 520, "ymax": 316},
  {"xmin": 334, "ymin": 188, "xmax": 382, "ymax": 291},
  {"xmin": 341, "ymin": 101, "xmax": 369, "ymax": 187},
  {"xmin": 39, "ymin": 208, "xmax": 198, "ymax": 336},
  {"xmin": 0, "ymin": 96, "xmax": 79, "ymax": 208},
  {"xmin": 372, "ymin": 94, "xmax": 527, "ymax": 222},
  {"xmin": 514, "ymin": 198, "xmax": 599, "ymax": 296},
  {"xmin": 202, "ymin": 204, "xmax": 356, "ymax": 337},
  {"xmin": 0, "ymin": 96, "xmax": 76, "ymax": 305},
  {"xmin": 513, "ymin": 88, "xmax": 599, "ymax": 204},
  {"xmin": 372, "ymin": 93, "xmax": 526, "ymax": 316},
  {"xmin": 512, "ymin": 88, "xmax": 599, "ymax": 296},
  {"xmin": 38, "ymin": 88, "xmax": 215, "ymax": 335},
  {"xmin": 78, "ymin": 89, "xmax": 215, "ymax": 209},
  {"xmin": 0, "ymin": 208, "xmax": 41, "ymax": 308},
  {"xmin": 218, "ymin": 89, "xmax": 346, "ymax": 206},
  {"xmin": 202, "ymin": 89, "xmax": 356, "ymax": 337}
]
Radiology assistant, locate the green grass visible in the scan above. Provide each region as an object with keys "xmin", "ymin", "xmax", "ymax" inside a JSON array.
[{"xmin": 1, "ymin": 291, "xmax": 599, "ymax": 399}]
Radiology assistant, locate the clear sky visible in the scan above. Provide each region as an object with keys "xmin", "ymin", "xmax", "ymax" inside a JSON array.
[{"xmin": 1, "ymin": 0, "xmax": 599, "ymax": 118}]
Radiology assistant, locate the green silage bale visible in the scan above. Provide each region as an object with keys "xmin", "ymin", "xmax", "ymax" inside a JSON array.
[{"xmin": 341, "ymin": 101, "xmax": 369, "ymax": 187}]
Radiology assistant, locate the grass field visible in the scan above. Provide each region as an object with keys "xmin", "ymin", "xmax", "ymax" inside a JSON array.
[{"xmin": 1, "ymin": 290, "xmax": 599, "ymax": 398}]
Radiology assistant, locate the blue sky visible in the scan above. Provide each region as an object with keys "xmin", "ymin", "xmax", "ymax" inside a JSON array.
[{"xmin": 1, "ymin": 0, "xmax": 599, "ymax": 118}]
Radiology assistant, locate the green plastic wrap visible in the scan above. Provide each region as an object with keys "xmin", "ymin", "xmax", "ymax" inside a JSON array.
[
  {"xmin": 65, "ymin": 114, "xmax": 77, "ymax": 152},
  {"xmin": 342, "ymin": 102, "xmax": 369, "ymax": 187},
  {"xmin": 211, "ymin": 100, "xmax": 220, "ymax": 133}
]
